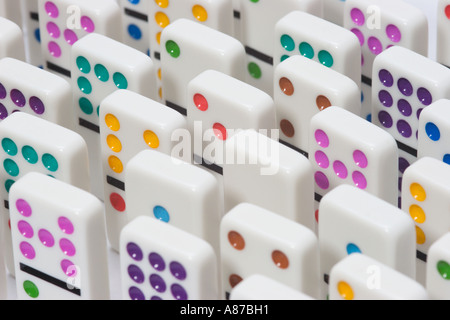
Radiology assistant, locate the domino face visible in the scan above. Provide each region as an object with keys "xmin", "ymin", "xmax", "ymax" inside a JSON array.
[
  {"xmin": 10, "ymin": 172, "xmax": 109, "ymax": 300},
  {"xmin": 120, "ymin": 215, "xmax": 219, "ymax": 300},
  {"xmin": 274, "ymin": 55, "xmax": 361, "ymax": 157},
  {"xmin": 426, "ymin": 232, "xmax": 450, "ymax": 300},
  {"xmin": 20, "ymin": 0, "xmax": 44, "ymax": 67},
  {"xmin": 160, "ymin": 18, "xmax": 245, "ymax": 117},
  {"xmin": 329, "ymin": 253, "xmax": 428, "ymax": 300},
  {"xmin": 71, "ymin": 32, "xmax": 156, "ymax": 200},
  {"xmin": 319, "ymin": 184, "xmax": 416, "ymax": 299},
  {"xmin": 220, "ymin": 202, "xmax": 320, "ymax": 299},
  {"xmin": 0, "ymin": 17, "xmax": 26, "ymax": 61},
  {"xmin": 0, "ymin": 57, "xmax": 74, "ymax": 130},
  {"xmin": 38, "ymin": 0, "xmax": 122, "ymax": 79},
  {"xmin": 187, "ymin": 69, "xmax": 276, "ymax": 173},
  {"xmin": 417, "ymin": 99, "xmax": 450, "ymax": 164},
  {"xmin": 239, "ymin": 0, "xmax": 322, "ymax": 96},
  {"xmin": 99, "ymin": 90, "xmax": 187, "ymax": 251},
  {"xmin": 222, "ymin": 129, "xmax": 315, "ymax": 231},
  {"xmin": 309, "ymin": 106, "xmax": 398, "ymax": 208},
  {"xmin": 119, "ymin": 0, "xmax": 150, "ymax": 55},
  {"xmin": 437, "ymin": 0, "xmax": 450, "ymax": 68},
  {"xmin": 401, "ymin": 157, "xmax": 450, "ymax": 285}
]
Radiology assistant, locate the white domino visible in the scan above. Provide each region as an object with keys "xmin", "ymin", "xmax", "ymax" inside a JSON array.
[
  {"xmin": 437, "ymin": 0, "xmax": 450, "ymax": 68},
  {"xmin": 426, "ymin": 232, "xmax": 450, "ymax": 300},
  {"xmin": 0, "ymin": 17, "xmax": 25, "ymax": 61}
]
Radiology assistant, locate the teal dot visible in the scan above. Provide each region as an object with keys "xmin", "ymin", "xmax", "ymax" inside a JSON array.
[
  {"xmin": 113, "ymin": 72, "xmax": 128, "ymax": 89},
  {"xmin": 22, "ymin": 146, "xmax": 38, "ymax": 164},
  {"xmin": 165, "ymin": 40, "xmax": 180, "ymax": 58},
  {"xmin": 2, "ymin": 138, "xmax": 17, "ymax": 156},
  {"xmin": 425, "ymin": 122, "xmax": 440, "ymax": 141},
  {"xmin": 77, "ymin": 76, "xmax": 92, "ymax": 94},
  {"xmin": 346, "ymin": 243, "xmax": 361, "ymax": 255},
  {"xmin": 3, "ymin": 159, "xmax": 19, "ymax": 177},
  {"xmin": 97, "ymin": 106, "xmax": 100, "ymax": 116},
  {"xmin": 153, "ymin": 205, "xmax": 170, "ymax": 223},
  {"xmin": 248, "ymin": 62, "xmax": 262, "ymax": 79},
  {"xmin": 94, "ymin": 64, "xmax": 109, "ymax": 82},
  {"xmin": 280, "ymin": 55, "xmax": 290, "ymax": 62},
  {"xmin": 280, "ymin": 34, "xmax": 295, "ymax": 52},
  {"xmin": 42, "ymin": 154, "xmax": 58, "ymax": 172},
  {"xmin": 299, "ymin": 42, "xmax": 314, "ymax": 59},
  {"xmin": 318, "ymin": 50, "xmax": 334, "ymax": 68},
  {"xmin": 79, "ymin": 97, "xmax": 93, "ymax": 115},
  {"xmin": 5, "ymin": 179, "xmax": 15, "ymax": 193},
  {"xmin": 76, "ymin": 56, "xmax": 91, "ymax": 74}
]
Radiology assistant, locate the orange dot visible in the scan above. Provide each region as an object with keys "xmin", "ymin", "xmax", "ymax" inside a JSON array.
[
  {"xmin": 155, "ymin": 0, "xmax": 168, "ymax": 8},
  {"xmin": 279, "ymin": 77, "xmax": 294, "ymax": 96},
  {"xmin": 156, "ymin": 31, "xmax": 162, "ymax": 45},
  {"xmin": 280, "ymin": 119, "xmax": 295, "ymax": 138},
  {"xmin": 143, "ymin": 130, "xmax": 160, "ymax": 149},
  {"xmin": 107, "ymin": 134, "xmax": 122, "ymax": 153},
  {"xmin": 416, "ymin": 226, "xmax": 426, "ymax": 245},
  {"xmin": 272, "ymin": 250, "xmax": 289, "ymax": 269},
  {"xmin": 158, "ymin": 87, "xmax": 163, "ymax": 99},
  {"xmin": 229, "ymin": 274, "xmax": 243, "ymax": 288},
  {"xmin": 410, "ymin": 183, "xmax": 426, "ymax": 202},
  {"xmin": 155, "ymin": 12, "xmax": 170, "ymax": 28},
  {"xmin": 105, "ymin": 113, "xmax": 120, "ymax": 131},
  {"xmin": 108, "ymin": 155, "xmax": 123, "ymax": 173},
  {"xmin": 337, "ymin": 281, "xmax": 354, "ymax": 300},
  {"xmin": 409, "ymin": 204, "xmax": 426, "ymax": 224},
  {"xmin": 192, "ymin": 5, "xmax": 208, "ymax": 22},
  {"xmin": 228, "ymin": 231, "xmax": 245, "ymax": 250},
  {"xmin": 316, "ymin": 95, "xmax": 332, "ymax": 111}
]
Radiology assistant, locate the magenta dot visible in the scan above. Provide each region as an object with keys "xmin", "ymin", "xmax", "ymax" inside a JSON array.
[
  {"xmin": 45, "ymin": 1, "xmax": 59, "ymax": 18},
  {"xmin": 315, "ymin": 171, "xmax": 329, "ymax": 190},
  {"xmin": 352, "ymin": 171, "xmax": 367, "ymax": 189},
  {"xmin": 353, "ymin": 150, "xmax": 368, "ymax": 168},
  {"xmin": 38, "ymin": 229, "xmax": 55, "ymax": 247},
  {"xmin": 386, "ymin": 24, "xmax": 401, "ymax": 43},
  {"xmin": 350, "ymin": 8, "xmax": 365, "ymax": 26},
  {"xmin": 60, "ymin": 238, "xmax": 76, "ymax": 256},
  {"xmin": 46, "ymin": 21, "xmax": 60, "ymax": 38},
  {"xmin": 20, "ymin": 242, "xmax": 36, "ymax": 259},
  {"xmin": 81, "ymin": 16, "xmax": 95, "ymax": 33},
  {"xmin": 315, "ymin": 129, "xmax": 329, "ymax": 148},
  {"xmin": 58, "ymin": 216, "xmax": 74, "ymax": 234},
  {"xmin": 351, "ymin": 28, "xmax": 365, "ymax": 46},
  {"xmin": 368, "ymin": 37, "xmax": 383, "ymax": 55},
  {"xmin": 61, "ymin": 259, "xmax": 77, "ymax": 277},
  {"xmin": 17, "ymin": 220, "xmax": 34, "ymax": 239},
  {"xmin": 64, "ymin": 29, "xmax": 78, "ymax": 45},
  {"xmin": 397, "ymin": 119, "xmax": 412, "ymax": 138},
  {"xmin": 361, "ymin": 53, "xmax": 364, "ymax": 66},
  {"xmin": 16, "ymin": 199, "xmax": 32, "ymax": 217},
  {"xmin": 315, "ymin": 150, "xmax": 329, "ymax": 169},
  {"xmin": 333, "ymin": 161, "xmax": 348, "ymax": 179},
  {"xmin": 48, "ymin": 41, "xmax": 61, "ymax": 58}
]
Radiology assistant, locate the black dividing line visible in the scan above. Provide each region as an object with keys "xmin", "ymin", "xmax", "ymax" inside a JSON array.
[
  {"xmin": 362, "ymin": 75, "xmax": 372, "ymax": 87},
  {"xmin": 279, "ymin": 139, "xmax": 308, "ymax": 158},
  {"xmin": 165, "ymin": 100, "xmax": 187, "ymax": 116},
  {"xmin": 417, "ymin": 250, "xmax": 427, "ymax": 262},
  {"xmin": 4, "ymin": 200, "xmax": 8, "ymax": 210},
  {"xmin": 245, "ymin": 46, "xmax": 273, "ymax": 65},
  {"xmin": 20, "ymin": 263, "xmax": 81, "ymax": 296},
  {"xmin": 30, "ymin": 12, "xmax": 39, "ymax": 21},
  {"xmin": 78, "ymin": 118, "xmax": 100, "ymax": 134},
  {"xmin": 193, "ymin": 154, "xmax": 223, "ymax": 176},
  {"xmin": 46, "ymin": 61, "xmax": 71, "ymax": 78},
  {"xmin": 233, "ymin": 10, "xmax": 241, "ymax": 19},
  {"xmin": 314, "ymin": 193, "xmax": 323, "ymax": 203},
  {"xmin": 323, "ymin": 273, "xmax": 329, "ymax": 284},
  {"xmin": 154, "ymin": 51, "xmax": 160, "ymax": 61},
  {"xmin": 124, "ymin": 8, "xmax": 148, "ymax": 22},
  {"xmin": 396, "ymin": 140, "xmax": 417, "ymax": 157},
  {"xmin": 107, "ymin": 175, "xmax": 125, "ymax": 191}
]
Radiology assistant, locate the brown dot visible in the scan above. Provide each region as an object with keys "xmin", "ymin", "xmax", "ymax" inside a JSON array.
[
  {"xmin": 280, "ymin": 119, "xmax": 295, "ymax": 138},
  {"xmin": 229, "ymin": 274, "xmax": 243, "ymax": 288},
  {"xmin": 316, "ymin": 95, "xmax": 332, "ymax": 111},
  {"xmin": 272, "ymin": 250, "xmax": 289, "ymax": 269},
  {"xmin": 228, "ymin": 231, "xmax": 245, "ymax": 250},
  {"xmin": 279, "ymin": 77, "xmax": 294, "ymax": 96}
]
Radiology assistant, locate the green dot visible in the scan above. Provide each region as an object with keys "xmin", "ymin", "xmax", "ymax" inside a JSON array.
[
  {"xmin": 22, "ymin": 146, "xmax": 38, "ymax": 164},
  {"xmin": 23, "ymin": 280, "xmax": 39, "ymax": 298},
  {"xmin": 280, "ymin": 55, "xmax": 290, "ymax": 62},
  {"xmin": 247, "ymin": 62, "xmax": 262, "ymax": 79},
  {"xmin": 166, "ymin": 40, "xmax": 180, "ymax": 58},
  {"xmin": 2, "ymin": 138, "xmax": 17, "ymax": 156},
  {"xmin": 3, "ymin": 159, "xmax": 19, "ymax": 177},
  {"xmin": 76, "ymin": 56, "xmax": 91, "ymax": 74},
  {"xmin": 79, "ymin": 97, "xmax": 93, "ymax": 115},
  {"xmin": 113, "ymin": 72, "xmax": 128, "ymax": 89},
  {"xmin": 280, "ymin": 34, "xmax": 295, "ymax": 52},
  {"xmin": 5, "ymin": 179, "xmax": 14, "ymax": 193},
  {"xmin": 250, "ymin": 0, "xmax": 259, "ymax": 2},
  {"xmin": 318, "ymin": 50, "xmax": 334, "ymax": 68},
  {"xmin": 299, "ymin": 42, "xmax": 314, "ymax": 59},
  {"xmin": 437, "ymin": 260, "xmax": 450, "ymax": 280},
  {"xmin": 77, "ymin": 76, "xmax": 92, "ymax": 94},
  {"xmin": 94, "ymin": 64, "xmax": 109, "ymax": 82},
  {"xmin": 42, "ymin": 153, "xmax": 58, "ymax": 172}
]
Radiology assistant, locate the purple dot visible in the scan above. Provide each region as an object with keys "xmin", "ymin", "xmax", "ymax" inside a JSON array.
[
  {"xmin": 417, "ymin": 88, "xmax": 432, "ymax": 106},
  {"xmin": 351, "ymin": 28, "xmax": 365, "ymax": 46},
  {"xmin": 398, "ymin": 176, "xmax": 402, "ymax": 192},
  {"xmin": 127, "ymin": 242, "xmax": 143, "ymax": 261},
  {"xmin": 333, "ymin": 161, "xmax": 348, "ymax": 179},
  {"xmin": 128, "ymin": 264, "xmax": 144, "ymax": 284},
  {"xmin": 46, "ymin": 21, "xmax": 60, "ymax": 38},
  {"xmin": 149, "ymin": 252, "xmax": 166, "ymax": 271},
  {"xmin": 38, "ymin": 229, "xmax": 55, "ymax": 247},
  {"xmin": 417, "ymin": 108, "xmax": 423, "ymax": 120},
  {"xmin": 64, "ymin": 29, "xmax": 78, "ymax": 46},
  {"xmin": 397, "ymin": 78, "xmax": 413, "ymax": 96},
  {"xmin": 353, "ymin": 150, "xmax": 368, "ymax": 168},
  {"xmin": 18, "ymin": 220, "xmax": 34, "ymax": 239},
  {"xmin": 170, "ymin": 261, "xmax": 187, "ymax": 281},
  {"xmin": 149, "ymin": 274, "xmax": 167, "ymax": 293},
  {"xmin": 60, "ymin": 238, "xmax": 76, "ymax": 256},
  {"xmin": 48, "ymin": 41, "xmax": 61, "ymax": 58},
  {"xmin": 361, "ymin": 53, "xmax": 364, "ymax": 66},
  {"xmin": 29, "ymin": 97, "xmax": 45, "ymax": 115},
  {"xmin": 378, "ymin": 111, "xmax": 393, "ymax": 128},
  {"xmin": 399, "ymin": 157, "xmax": 410, "ymax": 174},
  {"xmin": 10, "ymin": 89, "xmax": 25, "ymax": 107},
  {"xmin": 397, "ymin": 119, "xmax": 412, "ymax": 138},
  {"xmin": 0, "ymin": 83, "xmax": 6, "ymax": 99},
  {"xmin": 151, "ymin": 296, "xmax": 162, "ymax": 300},
  {"xmin": 58, "ymin": 216, "xmax": 74, "ymax": 234},
  {"xmin": 397, "ymin": 99, "xmax": 412, "ymax": 117},
  {"xmin": 45, "ymin": 1, "xmax": 59, "ymax": 18},
  {"xmin": 368, "ymin": 37, "xmax": 383, "ymax": 55},
  {"xmin": 20, "ymin": 241, "xmax": 35, "ymax": 259},
  {"xmin": 353, "ymin": 171, "xmax": 367, "ymax": 189},
  {"xmin": 129, "ymin": 287, "xmax": 145, "ymax": 300},
  {"xmin": 378, "ymin": 90, "xmax": 393, "ymax": 107},
  {"xmin": 315, "ymin": 129, "xmax": 329, "ymax": 148},
  {"xmin": 0, "ymin": 103, "xmax": 8, "ymax": 120},
  {"xmin": 16, "ymin": 199, "xmax": 32, "ymax": 217},
  {"xmin": 171, "ymin": 284, "xmax": 188, "ymax": 300},
  {"xmin": 379, "ymin": 69, "xmax": 394, "ymax": 87},
  {"xmin": 386, "ymin": 24, "xmax": 401, "ymax": 43},
  {"xmin": 81, "ymin": 16, "xmax": 95, "ymax": 33},
  {"xmin": 315, "ymin": 171, "xmax": 329, "ymax": 190},
  {"xmin": 315, "ymin": 150, "xmax": 329, "ymax": 169},
  {"xmin": 61, "ymin": 259, "xmax": 77, "ymax": 277},
  {"xmin": 350, "ymin": 8, "xmax": 365, "ymax": 26}
]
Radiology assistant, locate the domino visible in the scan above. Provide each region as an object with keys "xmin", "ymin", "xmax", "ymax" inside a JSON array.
[
  {"xmin": 0, "ymin": 0, "xmax": 22, "ymax": 26},
  {"xmin": 417, "ymin": 99, "xmax": 450, "ymax": 164},
  {"xmin": 309, "ymin": 106, "xmax": 398, "ymax": 209},
  {"xmin": 319, "ymin": 184, "xmax": 416, "ymax": 299},
  {"xmin": 426, "ymin": 232, "xmax": 450, "ymax": 300},
  {"xmin": 437, "ymin": 0, "xmax": 450, "ymax": 68},
  {"xmin": 372, "ymin": 46, "xmax": 450, "ymax": 204},
  {"xmin": 71, "ymin": 32, "xmax": 156, "ymax": 201},
  {"xmin": 232, "ymin": 0, "xmax": 241, "ymax": 41},
  {"xmin": 329, "ymin": 253, "xmax": 428, "ymax": 300},
  {"xmin": 322, "ymin": 0, "xmax": 346, "ymax": 26},
  {"xmin": 9, "ymin": 172, "xmax": 109, "ymax": 300},
  {"xmin": 0, "ymin": 112, "xmax": 90, "ymax": 277},
  {"xmin": 274, "ymin": 55, "xmax": 361, "ymax": 157},
  {"xmin": 220, "ymin": 202, "xmax": 320, "ymax": 300},
  {"xmin": 187, "ymin": 69, "xmax": 276, "ymax": 174},
  {"xmin": 401, "ymin": 157, "xmax": 450, "ymax": 285},
  {"xmin": 344, "ymin": 0, "xmax": 429, "ymax": 121},
  {"xmin": 20, "ymin": 0, "xmax": 44, "ymax": 67},
  {"xmin": 99, "ymin": 89, "xmax": 187, "ymax": 251},
  {"xmin": 160, "ymin": 18, "xmax": 245, "ymax": 117},
  {"xmin": 0, "ymin": 57, "xmax": 74, "ymax": 130},
  {"xmin": 119, "ymin": 0, "xmax": 150, "ymax": 55},
  {"xmin": 222, "ymin": 129, "xmax": 315, "ymax": 232},
  {"xmin": 229, "ymin": 274, "xmax": 315, "ymax": 300},
  {"xmin": 239, "ymin": 0, "xmax": 322, "ymax": 96},
  {"xmin": 120, "ymin": 215, "xmax": 219, "ymax": 300},
  {"xmin": 38, "ymin": 0, "xmax": 122, "ymax": 79},
  {"xmin": 0, "ymin": 17, "xmax": 26, "ymax": 61},
  {"xmin": 0, "ymin": 213, "xmax": 5, "ymax": 299}
]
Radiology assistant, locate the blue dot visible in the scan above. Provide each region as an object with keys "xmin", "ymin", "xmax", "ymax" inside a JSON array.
[
  {"xmin": 128, "ymin": 0, "xmax": 140, "ymax": 4},
  {"xmin": 366, "ymin": 113, "xmax": 372, "ymax": 122},
  {"xmin": 346, "ymin": 243, "xmax": 361, "ymax": 255},
  {"xmin": 425, "ymin": 122, "xmax": 440, "ymax": 141},
  {"xmin": 34, "ymin": 28, "xmax": 41, "ymax": 43},
  {"xmin": 443, "ymin": 154, "xmax": 450, "ymax": 165},
  {"xmin": 153, "ymin": 206, "xmax": 170, "ymax": 223},
  {"xmin": 128, "ymin": 24, "xmax": 142, "ymax": 40}
]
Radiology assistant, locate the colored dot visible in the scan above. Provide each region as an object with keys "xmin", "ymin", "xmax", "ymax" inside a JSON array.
[
  {"xmin": 0, "ymin": 103, "xmax": 7, "ymax": 120},
  {"xmin": 417, "ymin": 108, "xmax": 424, "ymax": 120},
  {"xmin": 272, "ymin": 250, "xmax": 289, "ymax": 269},
  {"xmin": 95, "ymin": 64, "xmax": 109, "ymax": 82},
  {"xmin": 128, "ymin": 265, "xmax": 144, "ymax": 284},
  {"xmin": 128, "ymin": 24, "xmax": 142, "ymax": 40},
  {"xmin": 318, "ymin": 50, "xmax": 333, "ymax": 67},
  {"xmin": 105, "ymin": 114, "xmax": 120, "ymax": 131},
  {"xmin": 46, "ymin": 21, "xmax": 60, "ymax": 38},
  {"xmin": 386, "ymin": 24, "xmax": 401, "ymax": 43},
  {"xmin": 107, "ymin": 134, "xmax": 122, "ymax": 153},
  {"xmin": 446, "ymin": 5, "xmax": 450, "ymax": 19},
  {"xmin": 193, "ymin": 94, "xmax": 208, "ymax": 111},
  {"xmin": 151, "ymin": 296, "xmax": 162, "ymax": 300},
  {"xmin": 143, "ymin": 130, "xmax": 160, "ymax": 149},
  {"xmin": 0, "ymin": 83, "xmax": 6, "ymax": 99},
  {"xmin": 379, "ymin": 69, "xmax": 394, "ymax": 87},
  {"xmin": 399, "ymin": 157, "xmax": 410, "ymax": 174},
  {"xmin": 34, "ymin": 28, "xmax": 41, "ymax": 43},
  {"xmin": 129, "ymin": 287, "xmax": 145, "ymax": 300},
  {"xmin": 42, "ymin": 153, "xmax": 58, "ymax": 172},
  {"xmin": 45, "ymin": 1, "xmax": 59, "ymax": 18},
  {"xmin": 29, "ymin": 97, "xmax": 45, "ymax": 115},
  {"xmin": 353, "ymin": 150, "xmax": 368, "ymax": 168},
  {"xmin": 397, "ymin": 120, "xmax": 412, "ymax": 138},
  {"xmin": 280, "ymin": 34, "xmax": 295, "ymax": 51},
  {"xmin": 5, "ymin": 179, "xmax": 14, "ymax": 193},
  {"xmin": 149, "ymin": 252, "xmax": 166, "ymax": 271},
  {"xmin": 170, "ymin": 261, "xmax": 187, "ymax": 280},
  {"xmin": 443, "ymin": 154, "xmax": 450, "ymax": 165},
  {"xmin": 279, "ymin": 77, "xmax": 294, "ymax": 96},
  {"xmin": 352, "ymin": 171, "xmax": 367, "ymax": 189},
  {"xmin": 156, "ymin": 32, "xmax": 162, "ymax": 45},
  {"xmin": 280, "ymin": 55, "xmax": 290, "ymax": 62},
  {"xmin": 425, "ymin": 122, "xmax": 440, "ymax": 141},
  {"xmin": 337, "ymin": 281, "xmax": 354, "ymax": 300},
  {"xmin": 61, "ymin": 259, "xmax": 77, "ymax": 277},
  {"xmin": 127, "ymin": 242, "xmax": 143, "ymax": 261},
  {"xmin": 247, "ymin": 62, "xmax": 261, "ymax": 79},
  {"xmin": 417, "ymin": 88, "xmax": 432, "ymax": 106},
  {"xmin": 397, "ymin": 78, "xmax": 413, "ymax": 96},
  {"xmin": 299, "ymin": 42, "xmax": 314, "ymax": 59},
  {"xmin": 155, "ymin": 0, "xmax": 168, "ymax": 8},
  {"xmin": 110, "ymin": 192, "xmax": 126, "ymax": 212},
  {"xmin": 10, "ymin": 89, "xmax": 25, "ymax": 107},
  {"xmin": 367, "ymin": 36, "xmax": 383, "ymax": 55},
  {"xmin": 80, "ymin": 16, "xmax": 95, "ymax": 33},
  {"xmin": 155, "ymin": 12, "xmax": 170, "ymax": 28},
  {"xmin": 150, "ymin": 274, "xmax": 167, "ymax": 293},
  {"xmin": 378, "ymin": 90, "xmax": 393, "ymax": 108},
  {"xmin": 228, "ymin": 231, "xmax": 245, "ymax": 250},
  {"xmin": 315, "ymin": 150, "xmax": 329, "ymax": 169},
  {"xmin": 316, "ymin": 95, "xmax": 332, "ymax": 111},
  {"xmin": 350, "ymin": 8, "xmax": 365, "ymax": 26},
  {"xmin": 346, "ymin": 243, "xmax": 361, "ymax": 254},
  {"xmin": 38, "ymin": 229, "xmax": 55, "ymax": 247},
  {"xmin": 351, "ymin": 28, "xmax": 365, "ymax": 46},
  {"xmin": 280, "ymin": 119, "xmax": 295, "ymax": 138},
  {"xmin": 77, "ymin": 77, "xmax": 92, "ymax": 94},
  {"xmin": 4, "ymin": 159, "xmax": 19, "ymax": 177},
  {"xmin": 64, "ymin": 29, "xmax": 78, "ymax": 45},
  {"xmin": 437, "ymin": 261, "xmax": 450, "ymax": 280},
  {"xmin": 23, "ymin": 280, "xmax": 39, "ymax": 298},
  {"xmin": 20, "ymin": 241, "xmax": 35, "ymax": 259},
  {"xmin": 213, "ymin": 123, "xmax": 227, "ymax": 141},
  {"xmin": 378, "ymin": 111, "xmax": 393, "ymax": 128},
  {"xmin": 315, "ymin": 129, "xmax": 329, "ymax": 148},
  {"xmin": 18, "ymin": 220, "xmax": 34, "ymax": 239},
  {"xmin": 315, "ymin": 171, "xmax": 329, "ymax": 190},
  {"xmin": 60, "ymin": 238, "xmax": 76, "ymax": 256},
  {"xmin": 113, "ymin": 73, "xmax": 128, "ymax": 89},
  {"xmin": 2, "ymin": 138, "xmax": 17, "ymax": 156},
  {"xmin": 48, "ymin": 41, "xmax": 61, "ymax": 57},
  {"xmin": 79, "ymin": 97, "xmax": 93, "ymax": 115},
  {"xmin": 16, "ymin": 199, "xmax": 32, "ymax": 217},
  {"xmin": 229, "ymin": 274, "xmax": 243, "ymax": 288},
  {"xmin": 333, "ymin": 161, "xmax": 348, "ymax": 179},
  {"xmin": 192, "ymin": 5, "xmax": 208, "ymax": 22},
  {"xmin": 58, "ymin": 216, "xmax": 74, "ymax": 234},
  {"xmin": 153, "ymin": 205, "xmax": 170, "ymax": 222},
  {"xmin": 415, "ymin": 226, "xmax": 426, "ymax": 245},
  {"xmin": 410, "ymin": 183, "xmax": 426, "ymax": 202},
  {"xmin": 409, "ymin": 204, "xmax": 426, "ymax": 224},
  {"xmin": 397, "ymin": 99, "xmax": 412, "ymax": 117},
  {"xmin": 171, "ymin": 284, "xmax": 188, "ymax": 300}
]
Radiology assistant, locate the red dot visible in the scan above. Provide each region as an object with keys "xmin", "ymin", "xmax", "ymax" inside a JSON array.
[
  {"xmin": 110, "ymin": 193, "xmax": 126, "ymax": 212},
  {"xmin": 315, "ymin": 209, "xmax": 319, "ymax": 223},
  {"xmin": 446, "ymin": 5, "xmax": 450, "ymax": 20},
  {"xmin": 213, "ymin": 123, "xmax": 227, "ymax": 141},
  {"xmin": 193, "ymin": 93, "xmax": 208, "ymax": 111}
]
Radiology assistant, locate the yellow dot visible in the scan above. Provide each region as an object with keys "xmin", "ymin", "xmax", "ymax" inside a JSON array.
[
  {"xmin": 416, "ymin": 226, "xmax": 426, "ymax": 245},
  {"xmin": 107, "ymin": 134, "xmax": 122, "ymax": 153},
  {"xmin": 410, "ymin": 183, "xmax": 426, "ymax": 202},
  {"xmin": 105, "ymin": 113, "xmax": 120, "ymax": 131},
  {"xmin": 157, "ymin": 68, "xmax": 162, "ymax": 80},
  {"xmin": 108, "ymin": 156, "xmax": 123, "ymax": 173},
  {"xmin": 192, "ymin": 5, "xmax": 208, "ymax": 22},
  {"xmin": 156, "ymin": 31, "xmax": 161, "ymax": 45},
  {"xmin": 337, "ymin": 281, "xmax": 354, "ymax": 300},
  {"xmin": 143, "ymin": 130, "xmax": 160, "ymax": 149},
  {"xmin": 158, "ymin": 87, "xmax": 162, "ymax": 99},
  {"xmin": 154, "ymin": 0, "xmax": 169, "ymax": 8},
  {"xmin": 155, "ymin": 12, "xmax": 170, "ymax": 28},
  {"xmin": 409, "ymin": 205, "xmax": 426, "ymax": 224}
]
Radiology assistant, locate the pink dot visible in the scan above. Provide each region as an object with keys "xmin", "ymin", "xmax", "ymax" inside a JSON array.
[
  {"xmin": 353, "ymin": 150, "xmax": 368, "ymax": 168},
  {"xmin": 46, "ymin": 21, "xmax": 60, "ymax": 38},
  {"xmin": 350, "ymin": 8, "xmax": 365, "ymax": 26},
  {"xmin": 315, "ymin": 150, "xmax": 329, "ymax": 169},
  {"xmin": 64, "ymin": 29, "xmax": 78, "ymax": 45},
  {"xmin": 315, "ymin": 129, "xmax": 329, "ymax": 148},
  {"xmin": 368, "ymin": 37, "xmax": 383, "ymax": 55},
  {"xmin": 81, "ymin": 16, "xmax": 95, "ymax": 33},
  {"xmin": 386, "ymin": 24, "xmax": 401, "ymax": 43},
  {"xmin": 315, "ymin": 171, "xmax": 329, "ymax": 190},
  {"xmin": 61, "ymin": 259, "xmax": 77, "ymax": 277},
  {"xmin": 333, "ymin": 161, "xmax": 348, "ymax": 179},
  {"xmin": 213, "ymin": 123, "xmax": 227, "ymax": 141},
  {"xmin": 351, "ymin": 28, "xmax": 365, "ymax": 46},
  {"xmin": 58, "ymin": 216, "xmax": 74, "ymax": 234},
  {"xmin": 48, "ymin": 41, "xmax": 61, "ymax": 57},
  {"xmin": 60, "ymin": 238, "xmax": 76, "ymax": 256},
  {"xmin": 45, "ymin": 1, "xmax": 59, "ymax": 18},
  {"xmin": 20, "ymin": 242, "xmax": 35, "ymax": 259},
  {"xmin": 38, "ymin": 229, "xmax": 55, "ymax": 247},
  {"xmin": 18, "ymin": 220, "xmax": 34, "ymax": 239},
  {"xmin": 361, "ymin": 53, "xmax": 364, "ymax": 66},
  {"xmin": 16, "ymin": 199, "xmax": 32, "ymax": 217},
  {"xmin": 353, "ymin": 171, "xmax": 367, "ymax": 189}
]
